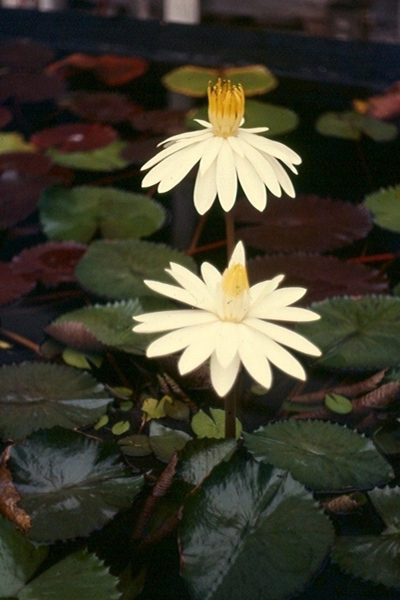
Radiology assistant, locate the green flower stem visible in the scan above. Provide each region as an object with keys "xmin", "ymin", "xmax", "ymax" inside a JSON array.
[{"xmin": 225, "ymin": 210, "xmax": 236, "ymax": 260}]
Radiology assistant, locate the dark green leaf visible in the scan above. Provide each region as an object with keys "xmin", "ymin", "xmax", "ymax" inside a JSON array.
[
  {"xmin": 149, "ymin": 421, "xmax": 192, "ymax": 461},
  {"xmin": 316, "ymin": 111, "xmax": 397, "ymax": 141},
  {"xmin": 191, "ymin": 408, "xmax": 242, "ymax": 440},
  {"xmin": 0, "ymin": 362, "xmax": 112, "ymax": 441},
  {"xmin": 180, "ymin": 458, "xmax": 334, "ymax": 600},
  {"xmin": 364, "ymin": 185, "xmax": 400, "ymax": 233},
  {"xmin": 75, "ymin": 239, "xmax": 196, "ymax": 300},
  {"xmin": 19, "ymin": 550, "xmax": 120, "ymax": 600},
  {"xmin": 296, "ymin": 295, "xmax": 400, "ymax": 370},
  {"xmin": 9, "ymin": 427, "xmax": 144, "ymax": 541},
  {"xmin": 39, "ymin": 185, "xmax": 165, "ymax": 242},
  {"xmin": 244, "ymin": 420, "xmax": 393, "ymax": 491},
  {"xmin": 177, "ymin": 438, "xmax": 237, "ymax": 485},
  {"xmin": 0, "ymin": 515, "xmax": 47, "ymax": 598}
]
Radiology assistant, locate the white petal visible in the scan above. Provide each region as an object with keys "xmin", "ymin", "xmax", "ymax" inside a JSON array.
[
  {"xmin": 209, "ymin": 351, "xmax": 241, "ymax": 397},
  {"xmin": 201, "ymin": 261, "xmax": 222, "ymax": 291},
  {"xmin": 235, "ymin": 138, "xmax": 281, "ymax": 197},
  {"xmin": 229, "ymin": 240, "xmax": 245, "ymax": 266},
  {"xmin": 167, "ymin": 263, "xmax": 214, "ymax": 310},
  {"xmin": 237, "ymin": 325, "xmax": 273, "ymax": 390},
  {"xmin": 265, "ymin": 155, "xmax": 296, "ymax": 197},
  {"xmin": 245, "ymin": 318, "xmax": 321, "ymax": 356},
  {"xmin": 198, "ymin": 136, "xmax": 223, "ymax": 174},
  {"xmin": 216, "ymin": 141, "xmax": 237, "ymax": 212},
  {"xmin": 239, "ymin": 126, "xmax": 269, "ymax": 134},
  {"xmin": 258, "ymin": 306, "xmax": 321, "ymax": 322},
  {"xmin": 193, "ymin": 119, "xmax": 213, "ymax": 129},
  {"xmin": 193, "ymin": 161, "xmax": 218, "ymax": 215},
  {"xmin": 238, "ymin": 131, "xmax": 302, "ymax": 165},
  {"xmin": 146, "ymin": 324, "xmax": 209, "ymax": 357},
  {"xmin": 178, "ymin": 322, "xmax": 221, "ymax": 374},
  {"xmin": 141, "ymin": 280, "xmax": 197, "ymax": 306},
  {"xmin": 214, "ymin": 321, "xmax": 240, "ymax": 368},
  {"xmin": 249, "ymin": 275, "xmax": 285, "ymax": 306},
  {"xmin": 156, "ymin": 142, "xmax": 210, "ymax": 193},
  {"xmin": 249, "ymin": 288, "xmax": 308, "ymax": 318},
  {"xmin": 234, "ymin": 153, "xmax": 266, "ymax": 211},
  {"xmin": 160, "ymin": 125, "xmax": 212, "ymax": 145},
  {"xmin": 141, "ymin": 133, "xmax": 211, "ymax": 171},
  {"xmin": 227, "ymin": 135, "xmax": 245, "ymax": 157},
  {"xmin": 133, "ymin": 309, "xmax": 218, "ymax": 333}
]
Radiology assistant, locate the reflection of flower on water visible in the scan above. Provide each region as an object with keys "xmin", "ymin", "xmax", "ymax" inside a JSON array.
[
  {"xmin": 133, "ymin": 241, "xmax": 321, "ymax": 397},
  {"xmin": 141, "ymin": 79, "xmax": 301, "ymax": 215}
]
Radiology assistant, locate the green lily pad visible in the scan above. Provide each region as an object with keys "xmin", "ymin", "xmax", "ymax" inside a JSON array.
[
  {"xmin": 189, "ymin": 99, "xmax": 298, "ymax": 137},
  {"xmin": 0, "ymin": 362, "xmax": 112, "ymax": 441},
  {"xmin": 180, "ymin": 458, "xmax": 334, "ymax": 600},
  {"xmin": 0, "ymin": 132, "xmax": 35, "ymax": 153},
  {"xmin": 244, "ymin": 420, "xmax": 393, "ymax": 491},
  {"xmin": 316, "ymin": 110, "xmax": 397, "ymax": 142},
  {"xmin": 177, "ymin": 438, "xmax": 237, "ymax": 486},
  {"xmin": 0, "ymin": 515, "xmax": 48, "ymax": 598},
  {"xmin": 75, "ymin": 239, "xmax": 196, "ymax": 300},
  {"xmin": 332, "ymin": 486, "xmax": 400, "ymax": 588},
  {"xmin": 19, "ymin": 550, "xmax": 120, "ymax": 600},
  {"xmin": 46, "ymin": 300, "xmax": 152, "ymax": 355},
  {"xmin": 296, "ymin": 296, "xmax": 400, "ymax": 370},
  {"xmin": 191, "ymin": 408, "xmax": 242, "ymax": 440},
  {"xmin": 39, "ymin": 185, "xmax": 165, "ymax": 242},
  {"xmin": 118, "ymin": 434, "xmax": 152, "ymax": 457},
  {"xmin": 8, "ymin": 427, "xmax": 144, "ymax": 541},
  {"xmin": 162, "ymin": 65, "xmax": 277, "ymax": 97},
  {"xmin": 149, "ymin": 421, "xmax": 192, "ymax": 461},
  {"xmin": 363, "ymin": 185, "xmax": 400, "ymax": 233},
  {"xmin": 325, "ymin": 393, "xmax": 353, "ymax": 414},
  {"xmin": 47, "ymin": 140, "xmax": 131, "ymax": 171}
]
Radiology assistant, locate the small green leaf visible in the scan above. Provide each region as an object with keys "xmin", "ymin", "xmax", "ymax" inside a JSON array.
[
  {"xmin": 111, "ymin": 420, "xmax": 130, "ymax": 435},
  {"xmin": 325, "ymin": 393, "xmax": 353, "ymax": 414},
  {"xmin": 118, "ymin": 434, "xmax": 152, "ymax": 457},
  {"xmin": 149, "ymin": 421, "xmax": 192, "ymax": 461},
  {"xmin": 120, "ymin": 400, "xmax": 134, "ymax": 411},
  {"xmin": 47, "ymin": 140, "xmax": 131, "ymax": 171},
  {"xmin": 244, "ymin": 420, "xmax": 393, "ymax": 491},
  {"xmin": 142, "ymin": 396, "xmax": 171, "ymax": 421},
  {"xmin": 62, "ymin": 347, "xmax": 103, "ymax": 369},
  {"xmin": 94, "ymin": 414, "xmax": 109, "ymax": 430},
  {"xmin": 164, "ymin": 399, "xmax": 190, "ymax": 421},
  {"xmin": 191, "ymin": 408, "xmax": 242, "ymax": 440},
  {"xmin": 364, "ymin": 185, "xmax": 400, "ymax": 233}
]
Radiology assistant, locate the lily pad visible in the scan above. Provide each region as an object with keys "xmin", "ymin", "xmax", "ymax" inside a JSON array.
[
  {"xmin": 75, "ymin": 239, "xmax": 196, "ymax": 300},
  {"xmin": 0, "ymin": 39, "xmax": 54, "ymax": 68},
  {"xmin": 60, "ymin": 91, "xmax": 141, "ymax": 123},
  {"xmin": 31, "ymin": 123, "xmax": 118, "ymax": 153},
  {"xmin": 364, "ymin": 185, "xmax": 400, "ymax": 233},
  {"xmin": 162, "ymin": 64, "xmax": 277, "ymax": 97},
  {"xmin": 0, "ymin": 106, "xmax": 12, "ymax": 128},
  {"xmin": 316, "ymin": 110, "xmax": 397, "ymax": 142},
  {"xmin": 247, "ymin": 253, "xmax": 389, "ymax": 303},
  {"xmin": 11, "ymin": 241, "xmax": 87, "ymax": 286},
  {"xmin": 149, "ymin": 421, "xmax": 192, "ymax": 461},
  {"xmin": 19, "ymin": 550, "xmax": 120, "ymax": 600},
  {"xmin": 189, "ymin": 99, "xmax": 298, "ymax": 137},
  {"xmin": 296, "ymin": 296, "xmax": 400, "ymax": 370},
  {"xmin": 46, "ymin": 300, "xmax": 152, "ymax": 354},
  {"xmin": 177, "ymin": 438, "xmax": 237, "ymax": 486},
  {"xmin": 47, "ymin": 139, "xmax": 131, "ymax": 171},
  {"xmin": 131, "ymin": 109, "xmax": 187, "ymax": 135},
  {"xmin": 0, "ymin": 362, "xmax": 112, "ymax": 441},
  {"xmin": 233, "ymin": 195, "xmax": 372, "ymax": 253},
  {"xmin": 39, "ymin": 185, "xmax": 165, "ymax": 242},
  {"xmin": 180, "ymin": 458, "xmax": 334, "ymax": 600},
  {"xmin": 191, "ymin": 408, "xmax": 242, "ymax": 440},
  {"xmin": 0, "ymin": 132, "xmax": 35, "ymax": 154},
  {"xmin": 332, "ymin": 486, "xmax": 400, "ymax": 588},
  {"xmin": 8, "ymin": 427, "xmax": 144, "ymax": 541},
  {"xmin": 0, "ymin": 70, "xmax": 67, "ymax": 103},
  {"xmin": 0, "ymin": 262, "xmax": 36, "ymax": 306},
  {"xmin": 244, "ymin": 420, "xmax": 393, "ymax": 491}
]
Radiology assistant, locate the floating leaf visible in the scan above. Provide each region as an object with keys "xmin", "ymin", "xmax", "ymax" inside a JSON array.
[
  {"xmin": 149, "ymin": 421, "xmax": 192, "ymax": 461},
  {"xmin": 0, "ymin": 133, "xmax": 34, "ymax": 154},
  {"xmin": 332, "ymin": 486, "xmax": 400, "ymax": 588},
  {"xmin": 354, "ymin": 81, "xmax": 400, "ymax": 120},
  {"xmin": 0, "ymin": 262, "xmax": 36, "ymax": 306},
  {"xmin": 0, "ymin": 514, "xmax": 47, "ymax": 598},
  {"xmin": 60, "ymin": 91, "xmax": 141, "ymax": 123},
  {"xmin": 296, "ymin": 296, "xmax": 400, "ymax": 370},
  {"xmin": 233, "ymin": 195, "xmax": 372, "ymax": 253},
  {"xmin": 247, "ymin": 253, "xmax": 388, "ymax": 304},
  {"xmin": 8, "ymin": 427, "xmax": 144, "ymax": 541},
  {"xmin": 47, "ymin": 140, "xmax": 131, "ymax": 171},
  {"xmin": 39, "ymin": 185, "xmax": 165, "ymax": 242},
  {"xmin": 62, "ymin": 347, "xmax": 103, "ymax": 369},
  {"xmin": 316, "ymin": 110, "xmax": 397, "ymax": 142},
  {"xmin": 0, "ymin": 39, "xmax": 55, "ymax": 69},
  {"xmin": 244, "ymin": 420, "xmax": 393, "ymax": 491},
  {"xmin": 364, "ymin": 185, "xmax": 400, "ymax": 233},
  {"xmin": 0, "ymin": 70, "xmax": 66, "ymax": 103},
  {"xmin": 111, "ymin": 421, "xmax": 130, "ymax": 435},
  {"xmin": 189, "ymin": 99, "xmax": 298, "ymax": 137},
  {"xmin": 31, "ymin": 123, "xmax": 118, "ymax": 153},
  {"xmin": 131, "ymin": 109, "xmax": 187, "ymax": 135},
  {"xmin": 373, "ymin": 419, "xmax": 400, "ymax": 455},
  {"xmin": 0, "ymin": 362, "xmax": 112, "ymax": 441},
  {"xmin": 180, "ymin": 458, "xmax": 334, "ymax": 600},
  {"xmin": 177, "ymin": 438, "xmax": 236, "ymax": 486},
  {"xmin": 75, "ymin": 239, "xmax": 196, "ymax": 300},
  {"xmin": 191, "ymin": 408, "xmax": 242, "ymax": 440},
  {"xmin": 142, "ymin": 396, "xmax": 171, "ymax": 421},
  {"xmin": 11, "ymin": 241, "xmax": 86, "ymax": 286},
  {"xmin": 325, "ymin": 393, "xmax": 353, "ymax": 414},
  {"xmin": 118, "ymin": 434, "xmax": 152, "ymax": 457},
  {"xmin": 94, "ymin": 415, "xmax": 109, "ymax": 431},
  {"xmin": 19, "ymin": 550, "xmax": 120, "ymax": 600}
]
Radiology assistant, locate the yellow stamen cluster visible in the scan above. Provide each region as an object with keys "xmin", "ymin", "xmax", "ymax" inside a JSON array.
[
  {"xmin": 208, "ymin": 79, "xmax": 245, "ymax": 138},
  {"xmin": 220, "ymin": 262, "xmax": 250, "ymax": 322}
]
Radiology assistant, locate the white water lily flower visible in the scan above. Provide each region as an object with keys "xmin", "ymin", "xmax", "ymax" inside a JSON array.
[
  {"xmin": 133, "ymin": 241, "xmax": 321, "ymax": 397},
  {"xmin": 141, "ymin": 79, "xmax": 301, "ymax": 215}
]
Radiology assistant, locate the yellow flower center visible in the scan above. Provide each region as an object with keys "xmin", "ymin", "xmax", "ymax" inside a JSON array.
[
  {"xmin": 208, "ymin": 79, "xmax": 245, "ymax": 138},
  {"xmin": 220, "ymin": 262, "xmax": 250, "ymax": 322}
]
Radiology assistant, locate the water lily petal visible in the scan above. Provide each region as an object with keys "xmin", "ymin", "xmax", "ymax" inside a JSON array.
[
  {"xmin": 260, "ymin": 306, "xmax": 321, "ymax": 322},
  {"xmin": 210, "ymin": 351, "xmax": 241, "ymax": 397},
  {"xmin": 249, "ymin": 276, "xmax": 285, "ymax": 306},
  {"xmin": 234, "ymin": 152, "xmax": 267, "ymax": 211},
  {"xmin": 198, "ymin": 136, "xmax": 223, "ymax": 174},
  {"xmin": 178, "ymin": 322, "xmax": 221, "ymax": 374},
  {"xmin": 142, "ymin": 280, "xmax": 197, "ymax": 305},
  {"xmin": 238, "ymin": 130, "xmax": 302, "ymax": 165},
  {"xmin": 245, "ymin": 317, "xmax": 321, "ymax": 356},
  {"xmin": 214, "ymin": 321, "xmax": 240, "ymax": 368},
  {"xmin": 194, "ymin": 161, "xmax": 218, "ymax": 215},
  {"xmin": 201, "ymin": 261, "xmax": 222, "ymax": 291},
  {"xmin": 146, "ymin": 323, "xmax": 214, "ymax": 357},
  {"xmin": 141, "ymin": 132, "xmax": 212, "ymax": 171},
  {"xmin": 235, "ymin": 138, "xmax": 281, "ymax": 197},
  {"xmin": 248, "ymin": 287, "xmax": 307, "ymax": 317},
  {"xmin": 133, "ymin": 309, "xmax": 218, "ymax": 332},
  {"xmin": 216, "ymin": 141, "xmax": 237, "ymax": 211},
  {"xmin": 167, "ymin": 262, "xmax": 214, "ymax": 309},
  {"xmin": 237, "ymin": 325, "xmax": 273, "ymax": 390}
]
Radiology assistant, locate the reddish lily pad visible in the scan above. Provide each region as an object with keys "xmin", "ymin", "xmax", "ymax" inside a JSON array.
[
  {"xmin": 59, "ymin": 91, "xmax": 142, "ymax": 123},
  {"xmin": 0, "ymin": 262, "xmax": 36, "ymax": 306},
  {"xmin": 130, "ymin": 109, "xmax": 187, "ymax": 135},
  {"xmin": 31, "ymin": 123, "xmax": 118, "ymax": 153},
  {"xmin": 233, "ymin": 195, "xmax": 372, "ymax": 253},
  {"xmin": 354, "ymin": 82, "xmax": 400, "ymax": 120},
  {"xmin": 46, "ymin": 53, "xmax": 148, "ymax": 86},
  {"xmin": 11, "ymin": 241, "xmax": 87, "ymax": 286},
  {"xmin": 0, "ymin": 106, "xmax": 12, "ymax": 128},
  {"xmin": 0, "ymin": 70, "xmax": 66, "ymax": 104},
  {"xmin": 0, "ymin": 152, "xmax": 61, "ymax": 228},
  {"xmin": 0, "ymin": 39, "xmax": 55, "ymax": 69},
  {"xmin": 247, "ymin": 254, "xmax": 390, "ymax": 304}
]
